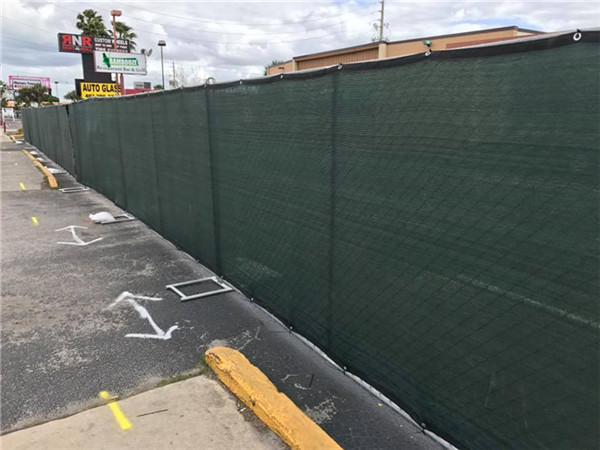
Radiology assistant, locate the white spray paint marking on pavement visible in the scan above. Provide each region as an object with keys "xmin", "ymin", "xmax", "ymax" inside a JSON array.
[
  {"xmin": 56, "ymin": 225, "xmax": 103, "ymax": 246},
  {"xmin": 110, "ymin": 291, "xmax": 179, "ymax": 340}
]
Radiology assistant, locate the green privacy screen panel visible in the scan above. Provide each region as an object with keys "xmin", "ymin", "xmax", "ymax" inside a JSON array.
[
  {"xmin": 148, "ymin": 89, "xmax": 217, "ymax": 269},
  {"xmin": 116, "ymin": 95, "xmax": 162, "ymax": 230},
  {"xmin": 54, "ymin": 105, "xmax": 75, "ymax": 174},
  {"xmin": 207, "ymin": 76, "xmax": 334, "ymax": 343},
  {"xmin": 330, "ymin": 41, "xmax": 599, "ymax": 448},
  {"xmin": 20, "ymin": 32, "xmax": 600, "ymax": 449}
]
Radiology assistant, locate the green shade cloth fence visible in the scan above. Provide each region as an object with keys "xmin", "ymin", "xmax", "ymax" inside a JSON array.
[{"xmin": 22, "ymin": 31, "xmax": 600, "ymax": 449}]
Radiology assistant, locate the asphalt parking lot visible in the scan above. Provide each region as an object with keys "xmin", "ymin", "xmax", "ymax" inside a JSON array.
[{"xmin": 1, "ymin": 137, "xmax": 442, "ymax": 449}]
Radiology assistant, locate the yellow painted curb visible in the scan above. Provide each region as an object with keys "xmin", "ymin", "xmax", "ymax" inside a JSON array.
[
  {"xmin": 22, "ymin": 150, "xmax": 58, "ymax": 189},
  {"xmin": 205, "ymin": 347, "xmax": 342, "ymax": 450}
]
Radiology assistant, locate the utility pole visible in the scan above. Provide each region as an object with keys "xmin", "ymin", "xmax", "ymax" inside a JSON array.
[
  {"xmin": 158, "ymin": 40, "xmax": 166, "ymax": 89},
  {"xmin": 379, "ymin": 0, "xmax": 385, "ymax": 42},
  {"xmin": 111, "ymin": 10, "xmax": 124, "ymax": 95},
  {"xmin": 172, "ymin": 61, "xmax": 176, "ymax": 88}
]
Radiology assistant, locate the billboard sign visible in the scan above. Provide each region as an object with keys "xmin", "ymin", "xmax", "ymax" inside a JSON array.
[
  {"xmin": 133, "ymin": 81, "xmax": 151, "ymax": 89},
  {"xmin": 93, "ymin": 36, "xmax": 130, "ymax": 52},
  {"xmin": 80, "ymin": 82, "xmax": 121, "ymax": 99},
  {"xmin": 9, "ymin": 75, "xmax": 52, "ymax": 90},
  {"xmin": 94, "ymin": 51, "xmax": 147, "ymax": 75},
  {"xmin": 58, "ymin": 33, "xmax": 129, "ymax": 53}
]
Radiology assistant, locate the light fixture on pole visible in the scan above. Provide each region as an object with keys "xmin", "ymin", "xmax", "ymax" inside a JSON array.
[
  {"xmin": 158, "ymin": 40, "xmax": 166, "ymax": 89},
  {"xmin": 111, "ymin": 10, "xmax": 123, "ymax": 95}
]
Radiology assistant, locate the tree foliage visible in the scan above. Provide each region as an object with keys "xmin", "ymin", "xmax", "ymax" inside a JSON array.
[
  {"xmin": 15, "ymin": 84, "xmax": 58, "ymax": 107},
  {"xmin": 75, "ymin": 10, "xmax": 137, "ymax": 51},
  {"xmin": 116, "ymin": 21, "xmax": 137, "ymax": 51},
  {"xmin": 64, "ymin": 90, "xmax": 81, "ymax": 101},
  {"xmin": 76, "ymin": 9, "xmax": 110, "ymax": 37},
  {"xmin": 0, "ymin": 81, "xmax": 8, "ymax": 107},
  {"xmin": 263, "ymin": 60, "xmax": 286, "ymax": 76}
]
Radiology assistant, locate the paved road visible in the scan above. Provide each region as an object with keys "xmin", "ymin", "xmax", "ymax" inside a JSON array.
[{"xmin": 1, "ymin": 136, "xmax": 443, "ymax": 449}]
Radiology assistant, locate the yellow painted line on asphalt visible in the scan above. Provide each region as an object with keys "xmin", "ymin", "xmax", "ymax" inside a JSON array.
[
  {"xmin": 31, "ymin": 217, "xmax": 39, "ymax": 226},
  {"xmin": 99, "ymin": 391, "xmax": 132, "ymax": 430},
  {"xmin": 19, "ymin": 182, "xmax": 26, "ymax": 191},
  {"xmin": 205, "ymin": 347, "xmax": 342, "ymax": 450}
]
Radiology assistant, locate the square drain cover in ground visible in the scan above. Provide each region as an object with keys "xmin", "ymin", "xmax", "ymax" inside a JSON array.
[{"xmin": 166, "ymin": 276, "xmax": 233, "ymax": 302}]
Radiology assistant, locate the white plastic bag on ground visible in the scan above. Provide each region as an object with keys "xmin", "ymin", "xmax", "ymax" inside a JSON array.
[{"xmin": 89, "ymin": 212, "xmax": 115, "ymax": 223}]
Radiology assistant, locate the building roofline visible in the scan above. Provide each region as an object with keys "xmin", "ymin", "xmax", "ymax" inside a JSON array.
[
  {"xmin": 290, "ymin": 25, "xmax": 544, "ymax": 62},
  {"xmin": 294, "ymin": 42, "xmax": 379, "ymax": 61},
  {"xmin": 386, "ymin": 25, "xmax": 544, "ymax": 46}
]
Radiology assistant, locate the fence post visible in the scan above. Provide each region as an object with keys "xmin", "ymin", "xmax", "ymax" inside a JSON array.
[
  {"xmin": 64, "ymin": 104, "xmax": 78, "ymax": 178},
  {"xmin": 327, "ymin": 70, "xmax": 340, "ymax": 351},
  {"xmin": 205, "ymin": 87, "xmax": 222, "ymax": 275},
  {"xmin": 148, "ymin": 95, "xmax": 164, "ymax": 234}
]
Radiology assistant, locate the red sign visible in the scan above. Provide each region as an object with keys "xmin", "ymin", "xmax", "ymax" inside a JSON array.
[
  {"xmin": 58, "ymin": 33, "xmax": 129, "ymax": 53},
  {"xmin": 59, "ymin": 33, "xmax": 94, "ymax": 53}
]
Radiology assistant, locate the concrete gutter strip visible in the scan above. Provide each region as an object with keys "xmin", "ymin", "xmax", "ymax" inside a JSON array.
[
  {"xmin": 205, "ymin": 346, "xmax": 342, "ymax": 450},
  {"xmin": 22, "ymin": 150, "xmax": 58, "ymax": 189}
]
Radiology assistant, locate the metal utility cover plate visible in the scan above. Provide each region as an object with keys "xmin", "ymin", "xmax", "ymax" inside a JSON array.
[
  {"xmin": 60, "ymin": 187, "xmax": 90, "ymax": 193},
  {"xmin": 101, "ymin": 213, "xmax": 136, "ymax": 225},
  {"xmin": 166, "ymin": 276, "xmax": 233, "ymax": 302}
]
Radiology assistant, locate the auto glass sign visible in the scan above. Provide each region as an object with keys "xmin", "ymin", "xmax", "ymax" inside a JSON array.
[
  {"xmin": 94, "ymin": 51, "xmax": 147, "ymax": 75},
  {"xmin": 80, "ymin": 82, "xmax": 121, "ymax": 99}
]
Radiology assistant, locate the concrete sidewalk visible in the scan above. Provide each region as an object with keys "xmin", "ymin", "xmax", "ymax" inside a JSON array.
[
  {"xmin": 0, "ymin": 136, "xmax": 43, "ymax": 192},
  {"xmin": 1, "ymin": 374, "xmax": 284, "ymax": 450}
]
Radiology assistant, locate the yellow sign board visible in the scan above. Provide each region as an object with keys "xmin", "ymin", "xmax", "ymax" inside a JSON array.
[{"xmin": 81, "ymin": 82, "xmax": 121, "ymax": 99}]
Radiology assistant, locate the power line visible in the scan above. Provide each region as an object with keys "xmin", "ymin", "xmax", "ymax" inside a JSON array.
[
  {"xmin": 117, "ymin": 1, "xmax": 355, "ymax": 27},
  {"xmin": 125, "ymin": 14, "xmax": 349, "ymax": 36},
  {"xmin": 71, "ymin": 1, "xmax": 349, "ymax": 37},
  {"xmin": 43, "ymin": 5, "xmax": 350, "ymax": 45},
  {"xmin": 2, "ymin": 35, "xmax": 53, "ymax": 48}
]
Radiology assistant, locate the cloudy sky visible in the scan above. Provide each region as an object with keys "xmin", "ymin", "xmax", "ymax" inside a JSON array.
[{"xmin": 1, "ymin": 1, "xmax": 598, "ymax": 99}]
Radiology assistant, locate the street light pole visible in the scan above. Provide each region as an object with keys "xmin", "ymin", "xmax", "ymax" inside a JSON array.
[
  {"xmin": 54, "ymin": 81, "xmax": 59, "ymax": 101},
  {"xmin": 111, "ymin": 10, "xmax": 123, "ymax": 95},
  {"xmin": 158, "ymin": 40, "xmax": 166, "ymax": 89}
]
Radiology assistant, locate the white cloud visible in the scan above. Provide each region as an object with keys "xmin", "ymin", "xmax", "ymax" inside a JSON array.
[{"xmin": 1, "ymin": 0, "xmax": 598, "ymax": 99}]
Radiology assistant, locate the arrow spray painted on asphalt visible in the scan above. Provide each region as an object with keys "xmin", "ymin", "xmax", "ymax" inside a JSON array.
[
  {"xmin": 56, "ymin": 225, "xmax": 103, "ymax": 246},
  {"xmin": 110, "ymin": 292, "xmax": 178, "ymax": 340}
]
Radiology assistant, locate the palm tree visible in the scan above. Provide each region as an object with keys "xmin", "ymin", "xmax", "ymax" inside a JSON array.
[
  {"xmin": 76, "ymin": 9, "xmax": 109, "ymax": 37},
  {"xmin": 64, "ymin": 90, "xmax": 81, "ymax": 101},
  {"xmin": 16, "ymin": 84, "xmax": 56, "ymax": 107},
  {"xmin": 115, "ymin": 22, "xmax": 137, "ymax": 51},
  {"xmin": 0, "ymin": 81, "xmax": 8, "ymax": 108}
]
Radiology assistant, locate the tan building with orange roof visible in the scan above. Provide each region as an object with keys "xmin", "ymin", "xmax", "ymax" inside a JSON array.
[{"xmin": 266, "ymin": 26, "xmax": 543, "ymax": 75}]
